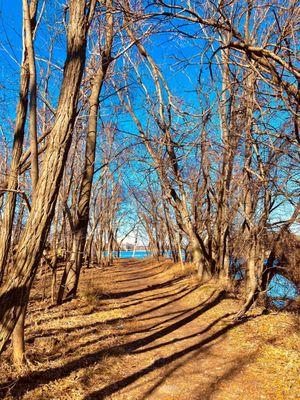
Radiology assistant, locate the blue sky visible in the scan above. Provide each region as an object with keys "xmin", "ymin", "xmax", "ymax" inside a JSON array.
[
  {"xmin": 0, "ymin": 1, "xmax": 298, "ymax": 238},
  {"xmin": 0, "ymin": 0, "xmax": 23, "ymax": 124}
]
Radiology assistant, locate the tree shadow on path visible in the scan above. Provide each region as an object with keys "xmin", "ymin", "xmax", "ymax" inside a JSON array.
[
  {"xmin": 0, "ymin": 290, "xmax": 227, "ymax": 398},
  {"xmin": 84, "ymin": 315, "xmax": 254, "ymax": 399}
]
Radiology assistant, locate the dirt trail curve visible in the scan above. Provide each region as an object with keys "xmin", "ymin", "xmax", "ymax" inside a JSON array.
[{"xmin": 0, "ymin": 258, "xmax": 299, "ymax": 400}]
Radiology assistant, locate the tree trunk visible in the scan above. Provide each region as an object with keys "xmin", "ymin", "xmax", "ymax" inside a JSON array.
[
  {"xmin": 0, "ymin": 0, "xmax": 94, "ymax": 355},
  {"xmin": 0, "ymin": 0, "xmax": 38, "ymax": 283},
  {"xmin": 12, "ymin": 295, "xmax": 29, "ymax": 367},
  {"xmin": 236, "ymin": 236, "xmax": 259, "ymax": 318},
  {"xmin": 85, "ymin": 234, "xmax": 93, "ymax": 269},
  {"xmin": 23, "ymin": 0, "xmax": 39, "ymax": 192},
  {"xmin": 189, "ymin": 235, "xmax": 206, "ymax": 279},
  {"xmin": 61, "ymin": 0, "xmax": 113, "ymax": 300},
  {"xmin": 11, "ymin": 0, "xmax": 40, "ymax": 367},
  {"xmin": 177, "ymin": 232, "xmax": 184, "ymax": 270}
]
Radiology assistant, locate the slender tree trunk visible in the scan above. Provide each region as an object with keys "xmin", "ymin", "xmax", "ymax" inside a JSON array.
[
  {"xmin": 23, "ymin": 0, "xmax": 39, "ymax": 192},
  {"xmin": 85, "ymin": 234, "xmax": 92, "ymax": 268},
  {"xmin": 177, "ymin": 232, "xmax": 184, "ymax": 271},
  {"xmin": 50, "ymin": 213, "xmax": 60, "ymax": 303},
  {"xmin": 11, "ymin": 0, "xmax": 40, "ymax": 367}
]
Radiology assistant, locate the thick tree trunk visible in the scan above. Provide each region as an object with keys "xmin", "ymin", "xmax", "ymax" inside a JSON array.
[
  {"xmin": 64, "ymin": 231, "xmax": 83, "ymax": 300},
  {"xmin": 236, "ymin": 239, "xmax": 258, "ymax": 318},
  {"xmin": 235, "ymin": 63, "xmax": 257, "ymax": 318},
  {"xmin": 0, "ymin": 0, "xmax": 94, "ymax": 354},
  {"xmin": 189, "ymin": 235, "xmax": 206, "ymax": 280},
  {"xmin": 12, "ymin": 295, "xmax": 28, "ymax": 367},
  {"xmin": 0, "ymin": 0, "xmax": 38, "ymax": 283},
  {"xmin": 60, "ymin": 0, "xmax": 113, "ymax": 300}
]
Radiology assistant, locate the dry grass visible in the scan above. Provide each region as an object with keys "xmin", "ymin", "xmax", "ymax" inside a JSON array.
[{"xmin": 0, "ymin": 259, "xmax": 299, "ymax": 400}]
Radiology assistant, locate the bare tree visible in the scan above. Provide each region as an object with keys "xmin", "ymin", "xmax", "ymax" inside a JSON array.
[
  {"xmin": 0, "ymin": 0, "xmax": 38, "ymax": 285},
  {"xmin": 59, "ymin": 0, "xmax": 115, "ymax": 302},
  {"xmin": 0, "ymin": 0, "xmax": 96, "ymax": 358}
]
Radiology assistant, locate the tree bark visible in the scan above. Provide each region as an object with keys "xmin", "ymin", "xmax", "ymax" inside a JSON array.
[
  {"xmin": 23, "ymin": 0, "xmax": 39, "ymax": 192},
  {"xmin": 0, "ymin": 0, "xmax": 94, "ymax": 355},
  {"xmin": 0, "ymin": 0, "xmax": 38, "ymax": 284},
  {"xmin": 62, "ymin": 0, "xmax": 114, "ymax": 300},
  {"xmin": 12, "ymin": 0, "xmax": 40, "ymax": 367}
]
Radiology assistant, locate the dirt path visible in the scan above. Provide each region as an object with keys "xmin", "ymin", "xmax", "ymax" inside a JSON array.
[{"xmin": 0, "ymin": 259, "xmax": 299, "ymax": 400}]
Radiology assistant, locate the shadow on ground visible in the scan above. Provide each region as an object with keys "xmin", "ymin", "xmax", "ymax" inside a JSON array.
[{"xmin": 0, "ymin": 259, "xmax": 258, "ymax": 400}]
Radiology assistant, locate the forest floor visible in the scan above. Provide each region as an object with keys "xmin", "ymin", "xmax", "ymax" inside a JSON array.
[{"xmin": 0, "ymin": 258, "xmax": 299, "ymax": 400}]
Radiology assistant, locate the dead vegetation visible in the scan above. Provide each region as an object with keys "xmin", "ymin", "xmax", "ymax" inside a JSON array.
[{"xmin": 0, "ymin": 258, "xmax": 298, "ymax": 400}]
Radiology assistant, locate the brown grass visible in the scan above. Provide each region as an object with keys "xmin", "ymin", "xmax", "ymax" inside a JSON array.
[{"xmin": 0, "ymin": 258, "xmax": 299, "ymax": 400}]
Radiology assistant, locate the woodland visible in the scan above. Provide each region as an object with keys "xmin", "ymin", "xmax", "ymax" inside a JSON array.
[{"xmin": 0, "ymin": 1, "xmax": 299, "ymax": 399}]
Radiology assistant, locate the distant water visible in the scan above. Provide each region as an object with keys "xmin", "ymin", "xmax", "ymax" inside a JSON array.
[
  {"xmin": 231, "ymin": 258, "xmax": 298, "ymax": 307},
  {"xmin": 106, "ymin": 250, "xmax": 152, "ymax": 259},
  {"xmin": 111, "ymin": 253, "xmax": 298, "ymax": 307},
  {"xmin": 267, "ymin": 274, "xmax": 298, "ymax": 308}
]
